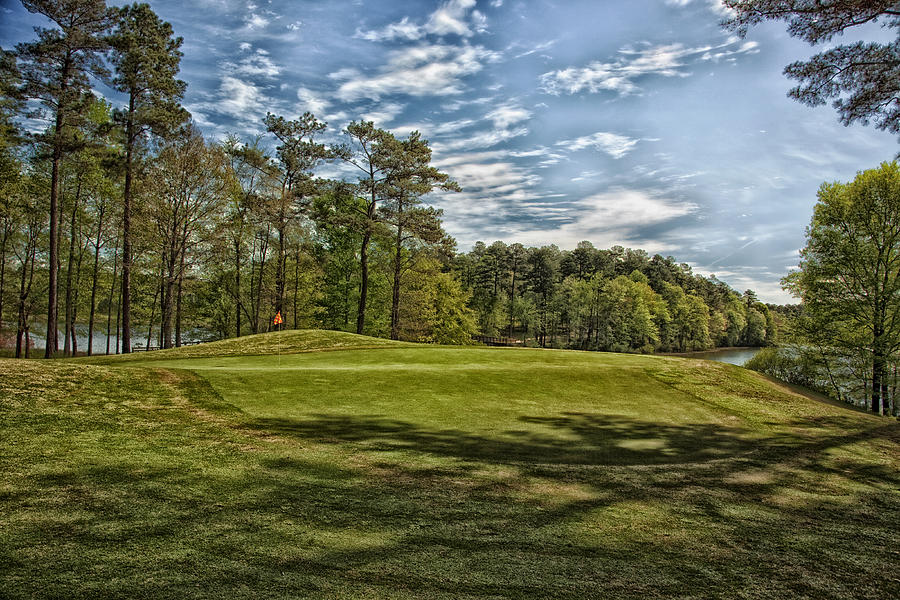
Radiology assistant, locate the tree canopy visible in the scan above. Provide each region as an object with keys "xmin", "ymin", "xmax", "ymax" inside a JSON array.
[
  {"xmin": 784, "ymin": 162, "xmax": 900, "ymax": 414},
  {"xmin": 724, "ymin": 1, "xmax": 900, "ymax": 134}
]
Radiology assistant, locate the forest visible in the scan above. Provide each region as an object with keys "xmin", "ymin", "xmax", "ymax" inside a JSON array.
[{"xmin": 0, "ymin": 2, "xmax": 778, "ymax": 358}]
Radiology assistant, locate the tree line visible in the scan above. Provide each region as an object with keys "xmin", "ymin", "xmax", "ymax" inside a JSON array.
[
  {"xmin": 456, "ymin": 241, "xmax": 777, "ymax": 352},
  {"xmin": 0, "ymin": 0, "xmax": 775, "ymax": 358}
]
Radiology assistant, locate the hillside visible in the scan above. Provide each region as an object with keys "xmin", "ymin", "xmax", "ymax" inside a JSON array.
[
  {"xmin": 82, "ymin": 328, "xmax": 413, "ymax": 364},
  {"xmin": 2, "ymin": 331, "xmax": 898, "ymax": 599}
]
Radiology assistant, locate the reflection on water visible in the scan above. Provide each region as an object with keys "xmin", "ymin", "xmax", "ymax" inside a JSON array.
[
  {"xmin": 8, "ymin": 325, "xmax": 211, "ymax": 354},
  {"xmin": 677, "ymin": 347, "xmax": 762, "ymax": 366}
]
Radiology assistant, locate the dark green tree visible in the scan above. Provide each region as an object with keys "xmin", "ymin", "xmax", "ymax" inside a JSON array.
[
  {"xmin": 108, "ymin": 2, "xmax": 187, "ymax": 352},
  {"xmin": 263, "ymin": 111, "xmax": 329, "ymax": 329},
  {"xmin": 724, "ymin": 1, "xmax": 900, "ymax": 134},
  {"xmin": 379, "ymin": 131, "xmax": 459, "ymax": 340},
  {"xmin": 15, "ymin": 0, "xmax": 112, "ymax": 357},
  {"xmin": 335, "ymin": 121, "xmax": 396, "ymax": 335}
]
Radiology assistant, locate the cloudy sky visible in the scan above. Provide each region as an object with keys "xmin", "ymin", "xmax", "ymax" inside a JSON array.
[{"xmin": 2, "ymin": 0, "xmax": 897, "ymax": 302}]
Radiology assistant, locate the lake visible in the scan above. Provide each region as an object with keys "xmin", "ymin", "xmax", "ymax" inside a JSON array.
[{"xmin": 668, "ymin": 347, "xmax": 762, "ymax": 366}]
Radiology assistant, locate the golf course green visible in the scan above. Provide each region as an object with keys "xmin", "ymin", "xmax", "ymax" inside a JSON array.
[{"xmin": 2, "ymin": 330, "xmax": 898, "ymax": 598}]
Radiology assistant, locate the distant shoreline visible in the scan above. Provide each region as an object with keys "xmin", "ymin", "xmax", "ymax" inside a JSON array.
[{"xmin": 658, "ymin": 346, "xmax": 762, "ymax": 358}]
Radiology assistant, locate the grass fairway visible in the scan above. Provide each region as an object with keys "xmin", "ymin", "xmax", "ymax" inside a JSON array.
[{"xmin": 2, "ymin": 331, "xmax": 899, "ymax": 598}]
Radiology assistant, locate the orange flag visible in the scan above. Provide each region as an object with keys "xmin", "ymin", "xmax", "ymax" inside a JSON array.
[{"xmin": 273, "ymin": 311, "xmax": 283, "ymax": 325}]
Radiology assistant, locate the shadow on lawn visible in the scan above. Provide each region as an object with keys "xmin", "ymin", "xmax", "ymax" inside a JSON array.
[
  {"xmin": 235, "ymin": 411, "xmax": 900, "ymax": 597},
  {"xmin": 8, "ymin": 401, "xmax": 900, "ymax": 598},
  {"xmin": 251, "ymin": 412, "xmax": 764, "ymax": 466},
  {"xmin": 249, "ymin": 411, "xmax": 900, "ymax": 470}
]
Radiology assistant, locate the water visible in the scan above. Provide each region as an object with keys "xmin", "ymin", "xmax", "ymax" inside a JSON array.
[
  {"xmin": 675, "ymin": 347, "xmax": 762, "ymax": 366},
  {"xmin": 7, "ymin": 324, "xmax": 213, "ymax": 354}
]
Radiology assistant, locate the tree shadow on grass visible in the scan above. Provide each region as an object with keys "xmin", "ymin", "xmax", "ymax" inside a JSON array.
[
  {"xmin": 249, "ymin": 412, "xmax": 764, "ymax": 466},
  {"xmin": 234, "ymin": 410, "xmax": 900, "ymax": 598},
  {"xmin": 5, "ymin": 384, "xmax": 900, "ymax": 599}
]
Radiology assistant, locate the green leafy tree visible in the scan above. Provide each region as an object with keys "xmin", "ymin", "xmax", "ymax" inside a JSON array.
[
  {"xmin": 724, "ymin": 1, "xmax": 900, "ymax": 134},
  {"xmin": 222, "ymin": 134, "xmax": 271, "ymax": 337},
  {"xmin": 15, "ymin": 0, "xmax": 112, "ymax": 357},
  {"xmin": 526, "ymin": 246, "xmax": 560, "ymax": 347},
  {"xmin": 145, "ymin": 125, "xmax": 225, "ymax": 348},
  {"xmin": 263, "ymin": 112, "xmax": 330, "ymax": 329},
  {"xmin": 108, "ymin": 2, "xmax": 187, "ymax": 352},
  {"xmin": 379, "ymin": 130, "xmax": 459, "ymax": 340},
  {"xmin": 784, "ymin": 162, "xmax": 900, "ymax": 415},
  {"xmin": 335, "ymin": 121, "xmax": 397, "ymax": 335}
]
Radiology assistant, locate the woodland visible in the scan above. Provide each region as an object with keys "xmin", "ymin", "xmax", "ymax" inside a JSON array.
[{"xmin": 0, "ymin": 2, "xmax": 779, "ymax": 360}]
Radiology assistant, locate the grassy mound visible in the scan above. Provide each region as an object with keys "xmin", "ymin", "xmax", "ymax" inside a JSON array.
[
  {"xmin": 2, "ymin": 346, "xmax": 899, "ymax": 598},
  {"xmin": 82, "ymin": 328, "xmax": 412, "ymax": 364}
]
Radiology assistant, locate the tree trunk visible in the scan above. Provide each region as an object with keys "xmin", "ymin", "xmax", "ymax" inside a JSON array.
[
  {"xmin": 45, "ymin": 108, "xmax": 65, "ymax": 358},
  {"xmin": 275, "ymin": 221, "xmax": 286, "ymax": 331},
  {"xmin": 106, "ymin": 236, "xmax": 119, "ymax": 355},
  {"xmin": 18, "ymin": 237, "xmax": 37, "ymax": 359},
  {"xmin": 161, "ymin": 244, "xmax": 177, "ymax": 349},
  {"xmin": 357, "ymin": 227, "xmax": 371, "ymax": 335},
  {"xmin": 69, "ymin": 237, "xmax": 88, "ymax": 355},
  {"xmin": 390, "ymin": 220, "xmax": 403, "ymax": 341},
  {"xmin": 114, "ymin": 278, "xmax": 122, "ymax": 354},
  {"xmin": 16, "ymin": 240, "xmax": 30, "ymax": 359},
  {"xmin": 121, "ymin": 94, "xmax": 136, "ymax": 353},
  {"xmin": 292, "ymin": 246, "xmax": 299, "ymax": 329},
  {"xmin": 87, "ymin": 205, "xmax": 104, "ymax": 356},
  {"xmin": 63, "ymin": 179, "xmax": 81, "ymax": 356},
  {"xmin": 175, "ymin": 248, "xmax": 185, "ymax": 347},
  {"xmin": 508, "ymin": 267, "xmax": 517, "ymax": 339},
  {"xmin": 0, "ymin": 220, "xmax": 9, "ymax": 337},
  {"xmin": 146, "ymin": 273, "xmax": 161, "ymax": 351},
  {"xmin": 234, "ymin": 237, "xmax": 242, "ymax": 337},
  {"xmin": 872, "ymin": 337, "xmax": 886, "ymax": 416}
]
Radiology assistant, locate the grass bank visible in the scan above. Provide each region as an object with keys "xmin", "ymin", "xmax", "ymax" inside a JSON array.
[{"xmin": 2, "ymin": 331, "xmax": 898, "ymax": 598}]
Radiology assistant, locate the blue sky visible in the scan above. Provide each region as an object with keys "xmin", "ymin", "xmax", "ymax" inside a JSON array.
[{"xmin": 2, "ymin": 0, "xmax": 897, "ymax": 302}]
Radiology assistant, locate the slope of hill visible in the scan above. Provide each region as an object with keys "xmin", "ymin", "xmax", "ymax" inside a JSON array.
[
  {"xmin": 2, "ymin": 332, "xmax": 898, "ymax": 599},
  {"xmin": 82, "ymin": 328, "xmax": 412, "ymax": 364}
]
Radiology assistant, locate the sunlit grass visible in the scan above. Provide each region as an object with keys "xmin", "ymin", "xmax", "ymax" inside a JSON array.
[{"xmin": 2, "ymin": 330, "xmax": 898, "ymax": 598}]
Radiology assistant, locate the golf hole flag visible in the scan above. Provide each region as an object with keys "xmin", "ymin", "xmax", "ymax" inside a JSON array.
[{"xmin": 273, "ymin": 311, "xmax": 283, "ymax": 326}]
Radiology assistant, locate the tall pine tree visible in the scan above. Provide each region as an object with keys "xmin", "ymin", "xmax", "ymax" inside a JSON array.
[
  {"xmin": 108, "ymin": 2, "xmax": 187, "ymax": 353},
  {"xmin": 15, "ymin": 0, "xmax": 111, "ymax": 357}
]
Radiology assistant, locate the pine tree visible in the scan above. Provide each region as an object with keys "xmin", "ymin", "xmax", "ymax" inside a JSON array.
[
  {"xmin": 15, "ymin": 0, "xmax": 112, "ymax": 357},
  {"xmin": 108, "ymin": 2, "xmax": 188, "ymax": 352}
]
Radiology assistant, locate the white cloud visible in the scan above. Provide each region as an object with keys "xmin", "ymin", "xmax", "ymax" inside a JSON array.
[
  {"xmin": 438, "ymin": 127, "xmax": 529, "ymax": 151},
  {"xmin": 333, "ymin": 44, "xmax": 500, "ymax": 101},
  {"xmin": 361, "ymin": 102, "xmax": 406, "ymax": 125},
  {"xmin": 222, "ymin": 49, "xmax": 280, "ymax": 78},
  {"xmin": 355, "ymin": 17, "xmax": 423, "ymax": 42},
  {"xmin": 431, "ymin": 102, "xmax": 532, "ymax": 151},
  {"xmin": 355, "ymin": 0, "xmax": 484, "ymax": 42},
  {"xmin": 497, "ymin": 189, "xmax": 697, "ymax": 250},
  {"xmin": 389, "ymin": 118, "xmax": 477, "ymax": 137},
  {"xmin": 213, "ymin": 76, "xmax": 270, "ymax": 121},
  {"xmin": 558, "ymin": 131, "xmax": 641, "ymax": 159},
  {"xmin": 665, "ymin": 0, "xmax": 735, "ymax": 16},
  {"xmin": 245, "ymin": 13, "xmax": 268, "ymax": 29},
  {"xmin": 296, "ymin": 87, "xmax": 331, "ymax": 116},
  {"xmin": 425, "ymin": 0, "xmax": 478, "ymax": 36},
  {"xmin": 540, "ymin": 39, "xmax": 756, "ymax": 96},
  {"xmin": 485, "ymin": 103, "xmax": 531, "ymax": 129},
  {"xmin": 513, "ymin": 39, "xmax": 557, "ymax": 59}
]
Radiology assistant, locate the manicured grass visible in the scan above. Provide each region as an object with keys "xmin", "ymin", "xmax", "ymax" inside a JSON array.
[{"xmin": 2, "ymin": 331, "xmax": 899, "ymax": 598}]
